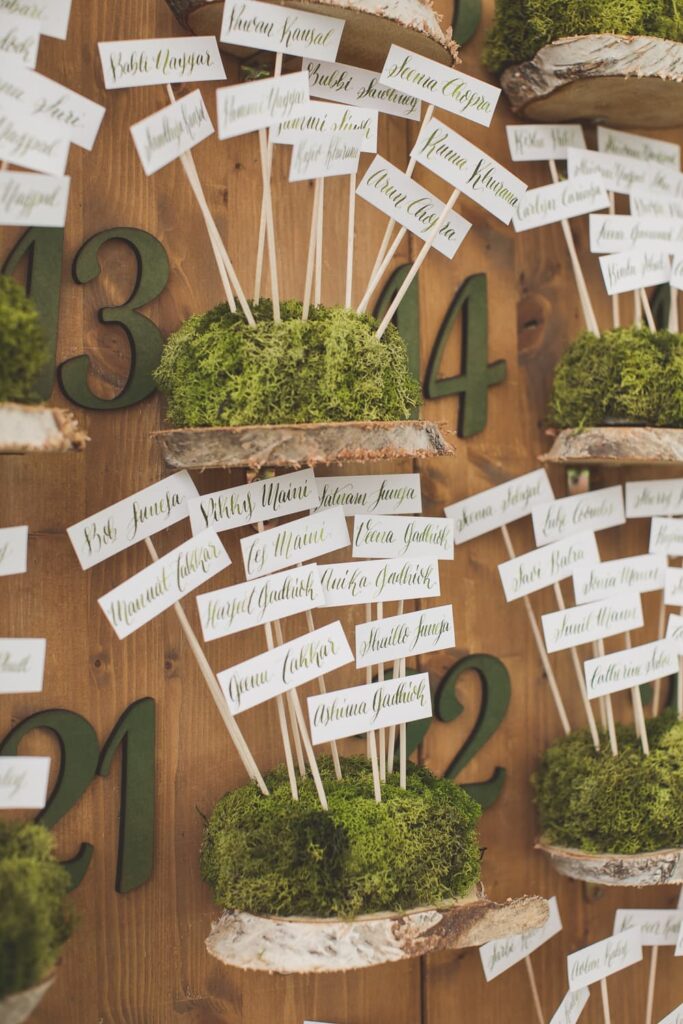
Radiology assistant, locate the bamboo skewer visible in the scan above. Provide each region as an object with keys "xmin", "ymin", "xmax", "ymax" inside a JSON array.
[
  {"xmin": 524, "ymin": 957, "xmax": 545, "ymax": 1024},
  {"xmin": 398, "ymin": 655, "xmax": 408, "ymax": 789},
  {"xmin": 264, "ymin": 618, "xmax": 299, "ymax": 799},
  {"xmin": 600, "ymin": 978, "xmax": 612, "ymax": 1024},
  {"xmin": 345, "ymin": 170, "xmax": 356, "ymax": 308},
  {"xmin": 386, "ymin": 598, "xmax": 404, "ymax": 773},
  {"xmin": 640, "ymin": 288, "xmax": 656, "ymax": 331},
  {"xmin": 254, "ymin": 52, "xmax": 283, "ymax": 302},
  {"xmin": 595, "ymin": 637, "xmax": 618, "ymax": 756},
  {"xmin": 623, "ymin": 631, "xmax": 650, "ymax": 755},
  {"xmin": 257, "ymin": 128, "xmax": 281, "ymax": 322},
  {"xmin": 273, "ymin": 619, "xmax": 306, "ymax": 775},
  {"xmin": 364, "ymin": 603, "xmax": 382, "ymax": 801},
  {"xmin": 314, "ymin": 178, "xmax": 324, "ymax": 306},
  {"xmin": 608, "ymin": 194, "xmax": 620, "ymax": 328},
  {"xmin": 376, "ymin": 601, "xmax": 387, "ymax": 782},
  {"xmin": 644, "ymin": 946, "xmax": 658, "ymax": 1024},
  {"xmin": 302, "ymin": 179, "xmax": 322, "ymax": 320},
  {"xmin": 357, "ymin": 226, "xmax": 408, "ymax": 315},
  {"xmin": 548, "ymin": 159, "xmax": 600, "ymax": 335}
]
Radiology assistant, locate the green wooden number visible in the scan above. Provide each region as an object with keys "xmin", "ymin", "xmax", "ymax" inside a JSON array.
[
  {"xmin": 452, "ymin": 0, "xmax": 481, "ymax": 45},
  {"xmin": 425, "ymin": 273, "xmax": 506, "ymax": 438},
  {"xmin": 2, "ymin": 227, "xmax": 65, "ymax": 401},
  {"xmin": 59, "ymin": 228, "xmax": 169, "ymax": 409},
  {"xmin": 0, "ymin": 709, "xmax": 99, "ymax": 889},
  {"xmin": 436, "ymin": 653, "xmax": 511, "ymax": 808}
]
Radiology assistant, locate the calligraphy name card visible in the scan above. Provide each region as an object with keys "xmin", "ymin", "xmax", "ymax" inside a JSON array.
[
  {"xmin": 532, "ymin": 485, "xmax": 625, "ymax": 546},
  {"xmin": 573, "ymin": 554, "xmax": 666, "ymax": 604},
  {"xmin": 657, "ymin": 1004, "xmax": 683, "ymax": 1024},
  {"xmin": 217, "ymin": 70, "xmax": 310, "ymax": 140},
  {"xmin": 549, "ymin": 988, "xmax": 590, "ymax": 1024},
  {"xmin": 498, "ymin": 532, "xmax": 600, "ymax": 602},
  {"xmin": 0, "ymin": 9, "xmax": 39, "ymax": 67},
  {"xmin": 513, "ymin": 176, "xmax": 608, "ymax": 232},
  {"xmin": 355, "ymin": 604, "xmax": 455, "ymax": 668},
  {"xmin": 479, "ymin": 896, "xmax": 563, "ymax": 981},
  {"xmin": 567, "ymin": 927, "xmax": 642, "ymax": 991},
  {"xmin": 320, "ymin": 557, "xmax": 440, "ymax": 606},
  {"xmin": 272, "ymin": 100, "xmax": 378, "ymax": 153},
  {"xmin": 0, "ymin": 63, "xmax": 105, "ymax": 150},
  {"xmin": 650, "ymin": 516, "xmax": 683, "ymax": 557},
  {"xmin": 217, "ymin": 620, "xmax": 353, "ymax": 714},
  {"xmin": 0, "ymin": 525, "xmax": 28, "ymax": 576},
  {"xmin": 541, "ymin": 593, "xmax": 643, "ymax": 654},
  {"xmin": 506, "ymin": 123, "xmax": 586, "ymax": 162},
  {"xmin": 0, "ymin": 104, "xmax": 70, "ymax": 174},
  {"xmin": 597, "ymin": 126, "xmax": 680, "ymax": 169},
  {"xmin": 444, "ymin": 468, "xmax": 554, "ymax": 545},
  {"xmin": 308, "ymin": 673, "xmax": 432, "ymax": 744},
  {"xmin": 630, "ymin": 187, "xmax": 683, "ymax": 220},
  {"xmin": 99, "ymin": 531, "xmax": 230, "ymax": 639},
  {"xmin": 626, "ymin": 479, "xmax": 683, "ymax": 518},
  {"xmin": 189, "ymin": 468, "xmax": 318, "ymax": 535},
  {"xmin": 0, "ymin": 755, "xmax": 50, "ymax": 809},
  {"xmin": 583, "ymin": 640, "xmax": 678, "ymax": 700},
  {"xmin": 315, "ymin": 473, "xmax": 421, "ymax": 515},
  {"xmin": 599, "ymin": 248, "xmax": 670, "ymax": 295},
  {"xmin": 131, "ymin": 89, "xmax": 213, "ymax": 175},
  {"xmin": 196, "ymin": 564, "xmax": 324, "ymax": 641},
  {"xmin": 614, "ymin": 909, "xmax": 683, "ymax": 947},
  {"xmin": 567, "ymin": 147, "xmax": 654, "ymax": 197},
  {"xmin": 289, "ymin": 129, "xmax": 363, "ymax": 182},
  {"xmin": 666, "ymin": 612, "xmax": 683, "ymax": 650},
  {"xmin": 241, "ymin": 507, "xmax": 349, "ymax": 580},
  {"xmin": 590, "ymin": 214, "xmax": 683, "ymax": 254},
  {"xmin": 0, "ymin": 169, "xmax": 70, "ymax": 225},
  {"xmin": 665, "ymin": 570, "xmax": 683, "ymax": 607},
  {"xmin": 220, "ymin": 0, "xmax": 343, "ymax": 60},
  {"xmin": 98, "ymin": 37, "xmax": 226, "ymax": 90},
  {"xmin": 303, "ymin": 57, "xmax": 421, "ymax": 120},
  {"xmin": 0, "ymin": 637, "xmax": 45, "ymax": 694},
  {"xmin": 68, "ymin": 470, "xmax": 199, "ymax": 570},
  {"xmin": 0, "ymin": 0, "xmax": 72, "ymax": 39},
  {"xmin": 352, "ymin": 514, "xmax": 454, "ymax": 560}
]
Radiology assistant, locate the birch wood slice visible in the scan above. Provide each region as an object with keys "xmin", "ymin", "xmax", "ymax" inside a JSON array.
[
  {"xmin": 164, "ymin": 0, "xmax": 458, "ymax": 70},
  {"xmin": 153, "ymin": 420, "xmax": 454, "ymax": 470},
  {"xmin": 500, "ymin": 35, "xmax": 683, "ymax": 128},
  {"xmin": 0, "ymin": 973, "xmax": 55, "ymax": 1024},
  {"xmin": 205, "ymin": 891, "xmax": 549, "ymax": 973},
  {"xmin": 540, "ymin": 427, "xmax": 683, "ymax": 466},
  {"xmin": 537, "ymin": 841, "xmax": 683, "ymax": 887},
  {"xmin": 0, "ymin": 403, "xmax": 89, "ymax": 454}
]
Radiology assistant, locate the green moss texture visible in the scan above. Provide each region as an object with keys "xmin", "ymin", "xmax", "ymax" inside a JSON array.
[
  {"xmin": 547, "ymin": 326, "xmax": 683, "ymax": 429},
  {"xmin": 484, "ymin": 0, "xmax": 683, "ymax": 73},
  {"xmin": 534, "ymin": 711, "xmax": 683, "ymax": 854},
  {"xmin": 0, "ymin": 821, "xmax": 74, "ymax": 998},
  {"xmin": 0, "ymin": 275, "xmax": 48, "ymax": 405},
  {"xmin": 201, "ymin": 756, "xmax": 482, "ymax": 918},
  {"xmin": 154, "ymin": 300, "xmax": 422, "ymax": 427}
]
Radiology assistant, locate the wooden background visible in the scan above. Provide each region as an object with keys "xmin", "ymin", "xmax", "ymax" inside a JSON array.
[{"xmin": 1, "ymin": 0, "xmax": 683, "ymax": 1020}]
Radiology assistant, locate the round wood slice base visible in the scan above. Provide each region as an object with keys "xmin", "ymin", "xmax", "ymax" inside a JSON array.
[
  {"xmin": 0, "ymin": 973, "xmax": 55, "ymax": 1024},
  {"xmin": 500, "ymin": 35, "xmax": 683, "ymax": 128},
  {"xmin": 540, "ymin": 426, "xmax": 683, "ymax": 466},
  {"xmin": 537, "ymin": 841, "xmax": 683, "ymax": 887},
  {"xmin": 205, "ymin": 890, "xmax": 549, "ymax": 973},
  {"xmin": 153, "ymin": 420, "xmax": 454, "ymax": 470},
  {"xmin": 0, "ymin": 403, "xmax": 89, "ymax": 454},
  {"xmin": 164, "ymin": 0, "xmax": 458, "ymax": 70}
]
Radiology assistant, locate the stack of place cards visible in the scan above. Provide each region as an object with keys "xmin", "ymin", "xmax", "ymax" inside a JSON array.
[
  {"xmin": 0, "ymin": 525, "xmax": 28, "ymax": 576},
  {"xmin": 308, "ymin": 673, "xmax": 431, "ymax": 745},
  {"xmin": 0, "ymin": 755, "xmax": 50, "ymax": 808},
  {"xmin": 189, "ymin": 468, "xmax": 318, "ymax": 534},
  {"xmin": 444, "ymin": 468, "xmax": 554, "ymax": 545},
  {"xmin": 352, "ymin": 514, "xmax": 453, "ymax": 560},
  {"xmin": 315, "ymin": 473, "xmax": 421, "ymax": 515},
  {"xmin": 479, "ymin": 895, "xmax": 563, "ymax": 981},
  {"xmin": 567, "ymin": 927, "xmax": 643, "ymax": 991}
]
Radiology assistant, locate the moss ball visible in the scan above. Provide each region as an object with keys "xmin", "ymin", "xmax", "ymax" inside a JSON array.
[
  {"xmin": 201, "ymin": 756, "xmax": 482, "ymax": 918},
  {"xmin": 484, "ymin": 0, "xmax": 683, "ymax": 74},
  {"xmin": 0, "ymin": 821, "xmax": 74, "ymax": 998},
  {"xmin": 534, "ymin": 711, "xmax": 683, "ymax": 855},
  {"xmin": 547, "ymin": 326, "xmax": 683, "ymax": 429},
  {"xmin": 154, "ymin": 299, "xmax": 422, "ymax": 427},
  {"xmin": 0, "ymin": 275, "xmax": 48, "ymax": 405}
]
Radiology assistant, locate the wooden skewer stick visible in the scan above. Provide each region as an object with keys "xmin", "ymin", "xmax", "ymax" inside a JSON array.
[
  {"xmin": 652, "ymin": 592, "xmax": 668, "ymax": 716},
  {"xmin": 608, "ymin": 194, "xmax": 620, "ymax": 328},
  {"xmin": 669, "ymin": 288, "xmax": 680, "ymax": 332},
  {"xmin": 263, "ymin": 619, "xmax": 299, "ymax": 800},
  {"xmin": 365, "ymin": 603, "xmax": 382, "ymax": 801},
  {"xmin": 623, "ymin": 631, "xmax": 650, "ymax": 755},
  {"xmin": 257, "ymin": 128, "xmax": 281, "ymax": 322},
  {"xmin": 596, "ymin": 637, "xmax": 618, "ymax": 756},
  {"xmin": 272, "ymin": 619, "xmax": 306, "ymax": 776},
  {"xmin": 548, "ymin": 160, "xmax": 600, "ymax": 336},
  {"xmin": 645, "ymin": 945, "xmax": 658, "ymax": 1024},
  {"xmin": 500, "ymin": 527, "xmax": 572, "ymax": 737},
  {"xmin": 254, "ymin": 52, "xmax": 283, "ymax": 302},
  {"xmin": 634, "ymin": 288, "xmax": 643, "ymax": 326},
  {"xmin": 386, "ymin": 599, "xmax": 404, "ymax": 773},
  {"xmin": 552, "ymin": 581, "xmax": 601, "ymax": 749},
  {"xmin": 641, "ymin": 288, "xmax": 656, "ymax": 331},
  {"xmin": 345, "ymin": 170, "xmax": 356, "ymax": 308},
  {"xmin": 356, "ymin": 226, "xmax": 408, "ymax": 315},
  {"xmin": 314, "ymin": 178, "xmax": 324, "ymax": 306},
  {"xmin": 302, "ymin": 179, "xmax": 322, "ymax": 321},
  {"xmin": 678, "ymin": 602, "xmax": 683, "ymax": 722},
  {"xmin": 524, "ymin": 956, "xmax": 545, "ymax": 1024},
  {"xmin": 144, "ymin": 538, "xmax": 268, "ymax": 795},
  {"xmin": 376, "ymin": 601, "xmax": 387, "ymax": 782},
  {"xmin": 375, "ymin": 189, "xmax": 460, "ymax": 340},
  {"xmin": 600, "ymin": 978, "xmax": 612, "ymax": 1024},
  {"xmin": 399, "ymin": 655, "xmax": 408, "ymax": 789}
]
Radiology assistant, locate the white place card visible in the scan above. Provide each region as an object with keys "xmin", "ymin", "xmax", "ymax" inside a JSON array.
[
  {"xmin": 190, "ymin": 469, "xmax": 318, "ymax": 535},
  {"xmin": 650, "ymin": 516, "xmax": 683, "ymax": 556},
  {"xmin": 0, "ymin": 0, "xmax": 72, "ymax": 39},
  {"xmin": 316, "ymin": 474, "xmax": 421, "ymax": 515},
  {"xmin": 614, "ymin": 909, "xmax": 683, "ymax": 946},
  {"xmin": 567, "ymin": 147, "xmax": 652, "ymax": 197},
  {"xmin": 0, "ymin": 525, "xmax": 28, "ymax": 576},
  {"xmin": 0, "ymin": 64, "xmax": 105, "ymax": 150},
  {"xmin": 411, "ymin": 116, "xmax": 527, "ymax": 225},
  {"xmin": 498, "ymin": 531, "xmax": 600, "ymax": 602},
  {"xmin": 355, "ymin": 604, "xmax": 455, "ymax": 668},
  {"xmin": 289, "ymin": 129, "xmax": 363, "ymax": 182},
  {"xmin": 0, "ymin": 170, "xmax": 70, "ymax": 226},
  {"xmin": 68, "ymin": 471, "xmax": 199, "ymax": 570},
  {"xmin": 444, "ymin": 469, "xmax": 554, "ymax": 544},
  {"xmin": 583, "ymin": 640, "xmax": 678, "ymax": 700},
  {"xmin": 0, "ymin": 107, "xmax": 69, "ymax": 174},
  {"xmin": 0, "ymin": 11, "xmax": 39, "ymax": 67},
  {"xmin": 308, "ymin": 673, "xmax": 432, "ymax": 745},
  {"xmin": 196, "ymin": 563, "xmax": 324, "ymax": 641},
  {"xmin": 241, "ymin": 507, "xmax": 349, "ymax": 579},
  {"xmin": 216, "ymin": 70, "xmax": 310, "ymax": 140},
  {"xmin": 677, "ymin": 924, "xmax": 683, "ymax": 957},
  {"xmin": 590, "ymin": 214, "xmax": 683, "ymax": 254},
  {"xmin": 221, "ymin": 0, "xmax": 343, "ymax": 61},
  {"xmin": 665, "ymin": 612, "xmax": 683, "ymax": 650},
  {"xmin": 98, "ymin": 37, "xmax": 227, "ymax": 90},
  {"xmin": 303, "ymin": 57, "xmax": 421, "ymax": 120},
  {"xmin": 352, "ymin": 514, "xmax": 453, "ymax": 560},
  {"xmin": 599, "ymin": 247, "xmax": 670, "ymax": 295},
  {"xmin": 130, "ymin": 89, "xmax": 213, "ymax": 175},
  {"xmin": 272, "ymin": 100, "xmax": 377, "ymax": 153},
  {"xmin": 506, "ymin": 123, "xmax": 586, "ymax": 162},
  {"xmin": 665, "ymin": 569, "xmax": 683, "ymax": 607},
  {"xmin": 0, "ymin": 756, "xmax": 50, "ymax": 809},
  {"xmin": 379, "ymin": 44, "xmax": 500, "ymax": 127},
  {"xmin": 657, "ymin": 1004, "xmax": 683, "ymax": 1024},
  {"xmin": 513, "ymin": 176, "xmax": 608, "ymax": 232},
  {"xmin": 643, "ymin": 166, "xmax": 683, "ymax": 199},
  {"xmin": 480, "ymin": 896, "xmax": 563, "ymax": 981},
  {"xmin": 567, "ymin": 927, "xmax": 642, "ymax": 991},
  {"xmin": 630, "ymin": 188, "xmax": 683, "ymax": 220},
  {"xmin": 597, "ymin": 126, "xmax": 680, "ymax": 169},
  {"xmin": 356, "ymin": 155, "xmax": 471, "ymax": 258},
  {"xmin": 549, "ymin": 988, "xmax": 590, "ymax": 1024},
  {"xmin": 573, "ymin": 554, "xmax": 666, "ymax": 604},
  {"xmin": 320, "ymin": 557, "xmax": 440, "ymax": 606},
  {"xmin": 217, "ymin": 620, "xmax": 353, "ymax": 714},
  {"xmin": 99, "ymin": 530, "xmax": 230, "ymax": 640},
  {"xmin": 626, "ymin": 479, "xmax": 683, "ymax": 518},
  {"xmin": 532, "ymin": 486, "xmax": 625, "ymax": 547},
  {"xmin": 0, "ymin": 638, "xmax": 45, "ymax": 694},
  {"xmin": 542, "ymin": 593, "xmax": 643, "ymax": 654}
]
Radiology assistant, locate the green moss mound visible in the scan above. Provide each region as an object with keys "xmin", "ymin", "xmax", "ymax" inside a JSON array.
[
  {"xmin": 484, "ymin": 0, "xmax": 683, "ymax": 73},
  {"xmin": 547, "ymin": 326, "xmax": 683, "ymax": 429},
  {"xmin": 534, "ymin": 711, "xmax": 683, "ymax": 854},
  {"xmin": 0, "ymin": 821, "xmax": 74, "ymax": 998},
  {"xmin": 0, "ymin": 275, "xmax": 48, "ymax": 405},
  {"xmin": 201, "ymin": 756, "xmax": 481, "ymax": 918},
  {"xmin": 154, "ymin": 300, "xmax": 422, "ymax": 427}
]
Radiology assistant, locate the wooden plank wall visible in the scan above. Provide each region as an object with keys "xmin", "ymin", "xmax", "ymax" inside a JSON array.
[{"xmin": 1, "ymin": 0, "xmax": 682, "ymax": 1020}]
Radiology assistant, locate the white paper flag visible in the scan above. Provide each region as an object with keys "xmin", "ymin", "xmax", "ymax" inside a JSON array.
[
  {"xmin": 0, "ymin": 170, "xmax": 70, "ymax": 226},
  {"xmin": 549, "ymin": 988, "xmax": 590, "ymax": 1024},
  {"xmin": 657, "ymin": 1004, "xmax": 683, "ymax": 1024},
  {"xmin": 241, "ymin": 507, "xmax": 349, "ymax": 579},
  {"xmin": 289, "ymin": 129, "xmax": 363, "ymax": 182},
  {"xmin": 573, "ymin": 554, "xmax": 666, "ymax": 604},
  {"xmin": 355, "ymin": 604, "xmax": 455, "ymax": 668},
  {"xmin": 0, "ymin": 107, "xmax": 69, "ymax": 174},
  {"xmin": 597, "ymin": 126, "xmax": 680, "ymax": 169},
  {"xmin": 303, "ymin": 57, "xmax": 421, "ymax": 120},
  {"xmin": 189, "ymin": 469, "xmax": 318, "ymax": 534},
  {"xmin": 98, "ymin": 37, "xmax": 227, "ymax": 89},
  {"xmin": 272, "ymin": 100, "xmax": 377, "ymax": 152},
  {"xmin": 320, "ymin": 558, "xmax": 440, "ymax": 606},
  {"xmin": 665, "ymin": 568, "xmax": 683, "ymax": 607},
  {"xmin": 532, "ymin": 486, "xmax": 625, "ymax": 546},
  {"xmin": 626, "ymin": 479, "xmax": 683, "ymax": 518},
  {"xmin": 0, "ymin": 63, "xmax": 105, "ymax": 150},
  {"xmin": 665, "ymin": 612, "xmax": 683, "ymax": 650},
  {"xmin": 0, "ymin": 756, "xmax": 50, "ymax": 809},
  {"xmin": 315, "ymin": 474, "xmax": 421, "ymax": 515},
  {"xmin": 0, "ymin": 11, "xmax": 39, "ymax": 67},
  {"xmin": 480, "ymin": 896, "xmax": 563, "ymax": 981},
  {"xmin": 130, "ymin": 89, "xmax": 214, "ymax": 174},
  {"xmin": 583, "ymin": 640, "xmax": 678, "ymax": 700},
  {"xmin": 514, "ymin": 176, "xmax": 608, "ymax": 232},
  {"xmin": 444, "ymin": 469, "xmax": 554, "ymax": 544},
  {"xmin": 590, "ymin": 214, "xmax": 683, "ymax": 254},
  {"xmin": 599, "ymin": 248, "xmax": 670, "ymax": 295},
  {"xmin": 0, "ymin": 0, "xmax": 72, "ymax": 39},
  {"xmin": 308, "ymin": 673, "xmax": 432, "ymax": 744},
  {"xmin": 217, "ymin": 70, "xmax": 310, "ymax": 140},
  {"xmin": 650, "ymin": 516, "xmax": 683, "ymax": 556},
  {"xmin": 0, "ymin": 638, "xmax": 45, "ymax": 694},
  {"xmin": 630, "ymin": 188, "xmax": 683, "ymax": 220},
  {"xmin": 506, "ymin": 123, "xmax": 586, "ymax": 162},
  {"xmin": 614, "ymin": 909, "xmax": 683, "ymax": 947},
  {"xmin": 542, "ymin": 593, "xmax": 643, "ymax": 654},
  {"xmin": 352, "ymin": 514, "xmax": 453, "ymax": 560},
  {"xmin": 567, "ymin": 927, "xmax": 642, "ymax": 990},
  {"xmin": 220, "ymin": 0, "xmax": 344, "ymax": 60},
  {"xmin": 0, "ymin": 525, "xmax": 28, "ymax": 576},
  {"xmin": 498, "ymin": 531, "xmax": 600, "ymax": 602},
  {"xmin": 567, "ymin": 147, "xmax": 653, "ymax": 197}
]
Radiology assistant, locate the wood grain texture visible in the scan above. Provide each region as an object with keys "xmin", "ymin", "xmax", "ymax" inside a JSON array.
[{"xmin": 0, "ymin": 1, "xmax": 682, "ymax": 1022}]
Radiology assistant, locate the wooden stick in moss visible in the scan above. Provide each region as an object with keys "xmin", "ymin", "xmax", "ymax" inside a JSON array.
[
  {"xmin": 640, "ymin": 288, "xmax": 656, "ymax": 332},
  {"xmin": 300, "ymin": 599, "xmax": 342, "ymax": 780},
  {"xmin": 365, "ymin": 603, "xmax": 383, "ymax": 802},
  {"xmin": 645, "ymin": 946, "xmax": 658, "ymax": 1024},
  {"xmin": 254, "ymin": 53, "xmax": 282, "ymax": 304},
  {"xmin": 551, "ymin": 581, "xmax": 600, "ymax": 749},
  {"xmin": 263, "ymin": 618, "xmax": 299, "ymax": 801},
  {"xmin": 356, "ymin": 226, "xmax": 408, "ymax": 315},
  {"xmin": 608, "ymin": 194, "xmax": 620, "ymax": 329},
  {"xmin": 623, "ymin": 631, "xmax": 650, "ymax": 756},
  {"xmin": 596, "ymin": 637, "xmax": 618, "ymax": 757},
  {"xmin": 375, "ymin": 190, "xmax": 460, "ymax": 341},
  {"xmin": 524, "ymin": 956, "xmax": 545, "ymax": 1024},
  {"xmin": 548, "ymin": 160, "xmax": 599, "ymax": 336},
  {"xmin": 386, "ymin": 599, "xmax": 404, "ymax": 774},
  {"xmin": 302, "ymin": 180, "xmax": 322, "ymax": 320},
  {"xmin": 600, "ymin": 977, "xmax": 612, "ymax": 1024},
  {"xmin": 345, "ymin": 170, "xmax": 356, "ymax": 308},
  {"xmin": 144, "ymin": 538, "xmax": 268, "ymax": 794},
  {"xmin": 273, "ymin": 618, "xmax": 306, "ymax": 776},
  {"xmin": 670, "ymin": 289, "xmax": 680, "ymax": 332},
  {"xmin": 257, "ymin": 129, "xmax": 281, "ymax": 323},
  {"xmin": 315, "ymin": 179, "xmax": 325, "ymax": 306}
]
